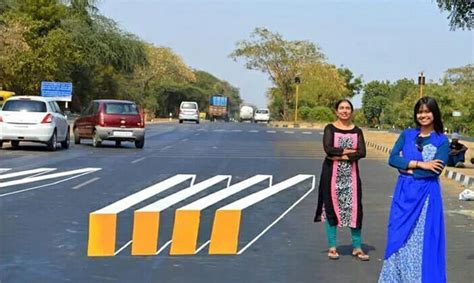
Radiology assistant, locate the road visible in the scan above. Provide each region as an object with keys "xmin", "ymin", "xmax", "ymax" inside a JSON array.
[{"xmin": 0, "ymin": 122, "xmax": 472, "ymax": 283}]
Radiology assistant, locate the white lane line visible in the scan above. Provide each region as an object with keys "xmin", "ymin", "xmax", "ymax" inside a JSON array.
[
  {"xmin": 213, "ymin": 129, "xmax": 225, "ymax": 132},
  {"xmin": 161, "ymin": 145, "xmax": 172, "ymax": 151},
  {"xmin": 231, "ymin": 130, "xmax": 242, "ymax": 132},
  {"xmin": 195, "ymin": 240, "xmax": 210, "ymax": 254},
  {"xmin": 114, "ymin": 240, "xmax": 132, "ymax": 256},
  {"xmin": 131, "ymin": 157, "xmax": 146, "ymax": 164},
  {"xmin": 179, "ymin": 175, "xmax": 272, "ymax": 211},
  {"xmin": 237, "ymin": 177, "xmax": 316, "ymax": 255},
  {"xmin": 0, "ymin": 170, "xmax": 101, "ymax": 198},
  {"xmin": 93, "ymin": 175, "xmax": 196, "ymax": 215},
  {"xmin": 284, "ymin": 131, "xmax": 294, "ymax": 134},
  {"xmin": 195, "ymin": 133, "xmax": 200, "ymax": 136},
  {"xmin": 249, "ymin": 130, "xmax": 259, "ymax": 133},
  {"xmin": 319, "ymin": 132, "xmax": 324, "ymax": 135},
  {"xmin": 137, "ymin": 175, "xmax": 232, "ymax": 212},
  {"xmin": 0, "ymin": 168, "xmax": 101, "ymax": 188},
  {"xmin": 181, "ymin": 138, "xmax": 189, "ymax": 142},
  {"xmin": 72, "ymin": 177, "xmax": 100, "ymax": 190},
  {"xmin": 219, "ymin": 174, "xmax": 314, "ymax": 210},
  {"xmin": 156, "ymin": 240, "xmax": 172, "ymax": 255},
  {"xmin": 302, "ymin": 132, "xmax": 312, "ymax": 135},
  {"xmin": 266, "ymin": 130, "xmax": 276, "ymax": 133},
  {"xmin": 0, "ymin": 168, "xmax": 56, "ymax": 180},
  {"xmin": 0, "ymin": 168, "xmax": 12, "ymax": 174}
]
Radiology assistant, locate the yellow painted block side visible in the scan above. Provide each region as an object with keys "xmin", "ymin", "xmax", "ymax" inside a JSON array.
[
  {"xmin": 170, "ymin": 210, "xmax": 201, "ymax": 255},
  {"xmin": 209, "ymin": 210, "xmax": 241, "ymax": 254},
  {"xmin": 87, "ymin": 213, "xmax": 117, "ymax": 257},
  {"xmin": 131, "ymin": 211, "xmax": 160, "ymax": 255}
]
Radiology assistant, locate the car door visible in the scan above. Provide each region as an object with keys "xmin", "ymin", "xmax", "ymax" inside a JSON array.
[
  {"xmin": 76, "ymin": 102, "xmax": 93, "ymax": 137},
  {"xmin": 49, "ymin": 101, "xmax": 67, "ymax": 140}
]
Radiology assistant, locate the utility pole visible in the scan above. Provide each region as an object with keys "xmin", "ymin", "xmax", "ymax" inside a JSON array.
[
  {"xmin": 294, "ymin": 76, "xmax": 301, "ymax": 122},
  {"xmin": 418, "ymin": 72, "xmax": 425, "ymax": 98}
]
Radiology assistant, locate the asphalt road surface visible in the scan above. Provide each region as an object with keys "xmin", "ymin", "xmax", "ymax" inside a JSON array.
[{"xmin": 1, "ymin": 122, "xmax": 472, "ymax": 283}]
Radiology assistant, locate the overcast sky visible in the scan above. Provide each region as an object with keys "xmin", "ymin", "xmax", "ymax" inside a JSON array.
[{"xmin": 99, "ymin": 0, "xmax": 473, "ymax": 108}]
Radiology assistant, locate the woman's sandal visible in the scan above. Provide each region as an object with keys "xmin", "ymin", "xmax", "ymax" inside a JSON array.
[
  {"xmin": 352, "ymin": 249, "xmax": 370, "ymax": 261},
  {"xmin": 328, "ymin": 248, "xmax": 339, "ymax": 260}
]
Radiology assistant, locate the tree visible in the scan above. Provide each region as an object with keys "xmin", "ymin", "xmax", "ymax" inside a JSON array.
[
  {"xmin": 436, "ymin": 0, "xmax": 473, "ymax": 30},
  {"xmin": 230, "ymin": 27, "xmax": 325, "ymax": 120},
  {"xmin": 361, "ymin": 81, "xmax": 391, "ymax": 126},
  {"xmin": 337, "ymin": 67, "xmax": 363, "ymax": 98}
]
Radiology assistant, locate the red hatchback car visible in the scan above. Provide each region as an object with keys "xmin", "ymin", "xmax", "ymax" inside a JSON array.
[{"xmin": 73, "ymin": 99, "xmax": 145, "ymax": 148}]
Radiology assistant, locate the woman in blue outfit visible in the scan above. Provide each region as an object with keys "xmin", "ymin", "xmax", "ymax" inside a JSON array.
[{"xmin": 379, "ymin": 96, "xmax": 449, "ymax": 283}]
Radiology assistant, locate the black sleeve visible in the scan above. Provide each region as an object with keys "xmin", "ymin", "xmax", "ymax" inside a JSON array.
[
  {"xmin": 347, "ymin": 128, "xmax": 366, "ymax": 161},
  {"xmin": 323, "ymin": 125, "xmax": 344, "ymax": 156}
]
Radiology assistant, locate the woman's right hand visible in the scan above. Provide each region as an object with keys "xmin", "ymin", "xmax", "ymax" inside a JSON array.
[{"xmin": 418, "ymin": 159, "xmax": 445, "ymax": 174}]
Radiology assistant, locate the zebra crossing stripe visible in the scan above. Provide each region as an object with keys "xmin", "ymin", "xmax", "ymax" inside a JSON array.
[
  {"xmin": 169, "ymin": 175, "xmax": 272, "ymax": 255},
  {"xmin": 208, "ymin": 174, "xmax": 314, "ymax": 254},
  {"xmin": 0, "ymin": 168, "xmax": 55, "ymax": 180},
  {"xmin": 0, "ymin": 168, "xmax": 99, "ymax": 188},
  {"xmin": 88, "ymin": 174, "xmax": 196, "ymax": 257},
  {"xmin": 131, "ymin": 175, "xmax": 231, "ymax": 256},
  {"xmin": 0, "ymin": 168, "xmax": 12, "ymax": 174}
]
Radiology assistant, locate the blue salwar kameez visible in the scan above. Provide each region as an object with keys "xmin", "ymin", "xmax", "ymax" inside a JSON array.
[{"xmin": 379, "ymin": 129, "xmax": 449, "ymax": 283}]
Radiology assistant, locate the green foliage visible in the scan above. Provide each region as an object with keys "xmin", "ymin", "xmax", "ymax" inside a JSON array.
[
  {"xmin": 230, "ymin": 27, "xmax": 325, "ymax": 120},
  {"xmin": 337, "ymin": 67, "xmax": 363, "ymax": 98},
  {"xmin": 299, "ymin": 106, "xmax": 335, "ymax": 122},
  {"xmin": 436, "ymin": 0, "xmax": 473, "ymax": 30},
  {"xmin": 361, "ymin": 81, "xmax": 392, "ymax": 126}
]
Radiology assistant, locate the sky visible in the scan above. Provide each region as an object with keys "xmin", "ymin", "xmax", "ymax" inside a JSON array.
[{"xmin": 99, "ymin": 0, "xmax": 473, "ymax": 108}]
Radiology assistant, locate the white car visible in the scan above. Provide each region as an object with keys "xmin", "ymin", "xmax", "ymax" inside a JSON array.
[
  {"xmin": 239, "ymin": 105, "xmax": 254, "ymax": 122},
  {"xmin": 178, "ymin": 101, "xmax": 199, "ymax": 124},
  {"xmin": 254, "ymin": 108, "xmax": 271, "ymax": 123},
  {"xmin": 0, "ymin": 96, "xmax": 70, "ymax": 150}
]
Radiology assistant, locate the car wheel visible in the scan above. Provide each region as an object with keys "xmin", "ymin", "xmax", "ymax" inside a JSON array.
[
  {"xmin": 46, "ymin": 131, "xmax": 57, "ymax": 151},
  {"xmin": 135, "ymin": 138, "xmax": 145, "ymax": 149},
  {"xmin": 115, "ymin": 140, "xmax": 121, "ymax": 147},
  {"xmin": 61, "ymin": 128, "xmax": 70, "ymax": 149},
  {"xmin": 74, "ymin": 128, "xmax": 80, "ymax": 144},
  {"xmin": 92, "ymin": 130, "xmax": 101, "ymax": 147},
  {"xmin": 11, "ymin": 140, "xmax": 19, "ymax": 148},
  {"xmin": 196, "ymin": 120, "xmax": 200, "ymax": 124},
  {"xmin": 179, "ymin": 120, "xmax": 183, "ymax": 124},
  {"xmin": 0, "ymin": 141, "xmax": 3, "ymax": 148}
]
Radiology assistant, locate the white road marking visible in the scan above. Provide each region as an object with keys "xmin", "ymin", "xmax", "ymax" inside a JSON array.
[
  {"xmin": 195, "ymin": 133, "xmax": 200, "ymax": 136},
  {"xmin": 0, "ymin": 168, "xmax": 12, "ymax": 174},
  {"xmin": 156, "ymin": 240, "xmax": 172, "ymax": 255},
  {"xmin": 179, "ymin": 175, "xmax": 272, "ymax": 211},
  {"xmin": 238, "ymin": 176, "xmax": 316, "ymax": 254},
  {"xmin": 249, "ymin": 130, "xmax": 259, "ymax": 133},
  {"xmin": 72, "ymin": 177, "xmax": 100, "ymax": 190},
  {"xmin": 266, "ymin": 130, "xmax": 276, "ymax": 133},
  {"xmin": 231, "ymin": 130, "xmax": 242, "ymax": 132},
  {"xmin": 181, "ymin": 138, "xmax": 189, "ymax": 142},
  {"xmin": 0, "ymin": 168, "xmax": 56, "ymax": 180},
  {"xmin": 219, "ymin": 174, "xmax": 314, "ymax": 210},
  {"xmin": 0, "ymin": 170, "xmax": 101, "ymax": 198},
  {"xmin": 0, "ymin": 168, "xmax": 101, "ymax": 188},
  {"xmin": 137, "ymin": 175, "xmax": 232, "ymax": 212},
  {"xmin": 114, "ymin": 240, "xmax": 132, "ymax": 256},
  {"xmin": 195, "ymin": 240, "xmax": 210, "ymax": 254},
  {"xmin": 131, "ymin": 157, "xmax": 146, "ymax": 164},
  {"xmin": 319, "ymin": 132, "xmax": 324, "ymax": 135},
  {"xmin": 93, "ymin": 175, "xmax": 196, "ymax": 215},
  {"xmin": 161, "ymin": 145, "xmax": 172, "ymax": 151},
  {"xmin": 284, "ymin": 131, "xmax": 294, "ymax": 134},
  {"xmin": 302, "ymin": 132, "xmax": 312, "ymax": 135}
]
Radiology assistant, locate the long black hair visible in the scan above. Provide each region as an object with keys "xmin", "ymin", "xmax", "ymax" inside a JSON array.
[{"xmin": 413, "ymin": 96, "xmax": 444, "ymax": 134}]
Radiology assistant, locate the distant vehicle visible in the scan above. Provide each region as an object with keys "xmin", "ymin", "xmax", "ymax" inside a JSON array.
[
  {"xmin": 73, "ymin": 99, "xmax": 145, "ymax": 148},
  {"xmin": 179, "ymin": 101, "xmax": 199, "ymax": 124},
  {"xmin": 208, "ymin": 95, "xmax": 229, "ymax": 121},
  {"xmin": 0, "ymin": 96, "xmax": 70, "ymax": 151},
  {"xmin": 254, "ymin": 108, "xmax": 271, "ymax": 123},
  {"xmin": 0, "ymin": 90, "xmax": 15, "ymax": 106},
  {"xmin": 239, "ymin": 105, "xmax": 254, "ymax": 122}
]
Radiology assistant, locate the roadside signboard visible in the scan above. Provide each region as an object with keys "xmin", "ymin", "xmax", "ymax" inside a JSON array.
[{"xmin": 40, "ymin": 81, "xmax": 73, "ymax": 102}]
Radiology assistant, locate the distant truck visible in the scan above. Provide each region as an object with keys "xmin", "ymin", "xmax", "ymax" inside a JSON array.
[
  {"xmin": 208, "ymin": 95, "xmax": 229, "ymax": 121},
  {"xmin": 239, "ymin": 104, "xmax": 254, "ymax": 122}
]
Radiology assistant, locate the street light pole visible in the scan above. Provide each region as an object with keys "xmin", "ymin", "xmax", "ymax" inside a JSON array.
[
  {"xmin": 418, "ymin": 72, "xmax": 425, "ymax": 98},
  {"xmin": 294, "ymin": 76, "xmax": 300, "ymax": 122}
]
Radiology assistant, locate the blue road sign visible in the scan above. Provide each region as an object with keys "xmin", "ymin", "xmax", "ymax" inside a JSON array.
[{"xmin": 41, "ymin": 82, "xmax": 73, "ymax": 101}]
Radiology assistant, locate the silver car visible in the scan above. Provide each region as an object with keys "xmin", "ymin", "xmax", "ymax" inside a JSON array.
[
  {"xmin": 178, "ymin": 101, "xmax": 199, "ymax": 124},
  {"xmin": 0, "ymin": 96, "xmax": 70, "ymax": 151}
]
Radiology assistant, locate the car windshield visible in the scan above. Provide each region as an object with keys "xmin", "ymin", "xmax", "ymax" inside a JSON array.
[
  {"xmin": 2, "ymin": 100, "xmax": 47, "ymax": 112},
  {"xmin": 181, "ymin": 102, "xmax": 197, "ymax": 109},
  {"xmin": 104, "ymin": 103, "xmax": 139, "ymax": 114},
  {"xmin": 256, "ymin": 110, "xmax": 269, "ymax": 114}
]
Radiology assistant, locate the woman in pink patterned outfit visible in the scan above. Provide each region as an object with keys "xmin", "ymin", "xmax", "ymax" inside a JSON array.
[{"xmin": 314, "ymin": 99, "xmax": 369, "ymax": 261}]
